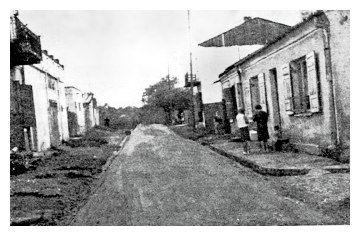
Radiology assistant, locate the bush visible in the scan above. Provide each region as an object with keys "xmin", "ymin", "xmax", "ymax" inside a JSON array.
[{"xmin": 10, "ymin": 152, "xmax": 38, "ymax": 176}]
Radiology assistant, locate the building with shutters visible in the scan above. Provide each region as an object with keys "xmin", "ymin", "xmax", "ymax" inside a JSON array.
[{"xmin": 217, "ymin": 11, "xmax": 349, "ymax": 161}]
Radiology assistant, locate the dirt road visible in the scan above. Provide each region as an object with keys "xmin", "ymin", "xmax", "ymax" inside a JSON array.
[{"xmin": 72, "ymin": 124, "xmax": 337, "ymax": 226}]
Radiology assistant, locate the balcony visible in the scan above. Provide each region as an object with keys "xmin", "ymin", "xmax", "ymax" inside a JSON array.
[
  {"xmin": 10, "ymin": 15, "xmax": 42, "ymax": 66},
  {"xmin": 184, "ymin": 73, "xmax": 201, "ymax": 88}
]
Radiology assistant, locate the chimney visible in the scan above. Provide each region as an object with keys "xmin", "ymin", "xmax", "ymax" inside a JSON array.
[{"xmin": 243, "ymin": 16, "xmax": 252, "ymax": 22}]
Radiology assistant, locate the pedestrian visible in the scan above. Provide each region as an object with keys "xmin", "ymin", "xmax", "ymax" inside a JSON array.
[
  {"xmin": 253, "ymin": 104, "xmax": 269, "ymax": 152},
  {"xmin": 104, "ymin": 117, "xmax": 110, "ymax": 127},
  {"xmin": 235, "ymin": 109, "xmax": 251, "ymax": 154},
  {"xmin": 213, "ymin": 111, "xmax": 222, "ymax": 135}
]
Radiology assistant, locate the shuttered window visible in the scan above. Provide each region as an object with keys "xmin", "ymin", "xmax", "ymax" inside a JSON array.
[{"xmin": 284, "ymin": 51, "xmax": 320, "ymax": 115}]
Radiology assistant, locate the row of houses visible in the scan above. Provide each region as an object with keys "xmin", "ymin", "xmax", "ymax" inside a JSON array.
[
  {"xmin": 200, "ymin": 11, "xmax": 350, "ymax": 161},
  {"xmin": 10, "ymin": 12, "xmax": 100, "ymax": 152}
]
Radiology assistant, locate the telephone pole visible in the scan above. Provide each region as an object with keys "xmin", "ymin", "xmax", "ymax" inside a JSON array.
[
  {"xmin": 188, "ymin": 10, "xmax": 196, "ymax": 131},
  {"xmin": 167, "ymin": 64, "xmax": 173, "ymax": 124}
]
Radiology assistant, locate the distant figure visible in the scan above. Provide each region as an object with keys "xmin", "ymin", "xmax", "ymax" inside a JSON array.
[
  {"xmin": 253, "ymin": 105, "xmax": 269, "ymax": 151},
  {"xmin": 104, "ymin": 117, "xmax": 110, "ymax": 127},
  {"xmin": 235, "ymin": 109, "xmax": 251, "ymax": 154},
  {"xmin": 180, "ymin": 112, "xmax": 185, "ymax": 124},
  {"xmin": 213, "ymin": 111, "xmax": 222, "ymax": 135}
]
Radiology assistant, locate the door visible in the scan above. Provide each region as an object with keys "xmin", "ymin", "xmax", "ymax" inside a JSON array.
[
  {"xmin": 223, "ymin": 85, "xmax": 238, "ymax": 120},
  {"xmin": 49, "ymin": 100, "xmax": 60, "ymax": 146}
]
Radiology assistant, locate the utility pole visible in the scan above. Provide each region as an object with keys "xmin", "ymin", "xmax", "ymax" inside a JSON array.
[
  {"xmin": 188, "ymin": 10, "xmax": 196, "ymax": 131},
  {"xmin": 167, "ymin": 64, "xmax": 173, "ymax": 124},
  {"xmin": 167, "ymin": 64, "xmax": 171, "ymax": 89}
]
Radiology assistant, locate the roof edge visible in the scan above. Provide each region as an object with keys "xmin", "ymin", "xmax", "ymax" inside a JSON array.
[
  {"xmin": 218, "ymin": 10, "xmax": 326, "ymax": 79},
  {"xmin": 199, "ymin": 17, "xmax": 291, "ymax": 47}
]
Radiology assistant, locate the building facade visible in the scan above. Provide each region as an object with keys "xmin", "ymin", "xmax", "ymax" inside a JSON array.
[
  {"xmin": 183, "ymin": 73, "xmax": 204, "ymax": 126},
  {"xmin": 218, "ymin": 11, "xmax": 349, "ymax": 161},
  {"xmin": 65, "ymin": 86, "xmax": 86, "ymax": 136},
  {"xmin": 10, "ymin": 12, "xmax": 41, "ymax": 151},
  {"xmin": 83, "ymin": 92, "xmax": 100, "ymax": 130},
  {"xmin": 24, "ymin": 50, "xmax": 69, "ymax": 150}
]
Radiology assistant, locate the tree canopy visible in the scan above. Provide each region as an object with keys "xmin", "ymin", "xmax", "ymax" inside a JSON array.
[{"xmin": 141, "ymin": 77, "xmax": 192, "ymax": 124}]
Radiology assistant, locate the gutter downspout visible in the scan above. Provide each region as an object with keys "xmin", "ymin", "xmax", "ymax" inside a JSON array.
[{"xmin": 319, "ymin": 18, "xmax": 340, "ymax": 147}]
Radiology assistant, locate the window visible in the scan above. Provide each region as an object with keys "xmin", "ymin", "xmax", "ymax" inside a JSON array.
[
  {"xmin": 290, "ymin": 56, "xmax": 309, "ymax": 113},
  {"xmin": 249, "ymin": 73, "xmax": 267, "ymax": 113},
  {"xmin": 282, "ymin": 51, "xmax": 320, "ymax": 115}
]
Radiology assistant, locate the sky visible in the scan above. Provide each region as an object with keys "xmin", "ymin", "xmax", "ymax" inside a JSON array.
[{"xmin": 18, "ymin": 10, "xmax": 302, "ymax": 108}]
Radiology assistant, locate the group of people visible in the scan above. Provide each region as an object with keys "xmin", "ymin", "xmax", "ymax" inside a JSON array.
[{"xmin": 235, "ymin": 105, "xmax": 270, "ymax": 155}]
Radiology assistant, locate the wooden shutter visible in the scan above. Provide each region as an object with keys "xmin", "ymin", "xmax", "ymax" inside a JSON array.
[
  {"xmin": 236, "ymin": 82, "xmax": 244, "ymax": 109},
  {"xmin": 223, "ymin": 87, "xmax": 234, "ymax": 119},
  {"xmin": 306, "ymin": 51, "xmax": 320, "ymax": 113},
  {"xmin": 258, "ymin": 73, "xmax": 267, "ymax": 112},
  {"xmin": 243, "ymin": 80, "xmax": 252, "ymax": 118},
  {"xmin": 282, "ymin": 64, "xmax": 293, "ymax": 113}
]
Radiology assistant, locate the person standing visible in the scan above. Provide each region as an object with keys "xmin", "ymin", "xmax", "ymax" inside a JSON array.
[
  {"xmin": 104, "ymin": 117, "xmax": 110, "ymax": 127},
  {"xmin": 236, "ymin": 109, "xmax": 251, "ymax": 154},
  {"xmin": 213, "ymin": 111, "xmax": 222, "ymax": 135},
  {"xmin": 253, "ymin": 104, "xmax": 269, "ymax": 151}
]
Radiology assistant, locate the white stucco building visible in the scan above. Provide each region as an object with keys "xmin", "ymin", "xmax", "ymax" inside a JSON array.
[
  {"xmin": 24, "ymin": 50, "xmax": 69, "ymax": 151},
  {"xmin": 65, "ymin": 86, "xmax": 86, "ymax": 136}
]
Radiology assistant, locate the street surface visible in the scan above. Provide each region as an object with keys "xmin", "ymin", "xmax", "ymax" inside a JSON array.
[{"xmin": 72, "ymin": 124, "xmax": 337, "ymax": 226}]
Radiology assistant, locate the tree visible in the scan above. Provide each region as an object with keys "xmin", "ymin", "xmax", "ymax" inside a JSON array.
[
  {"xmin": 142, "ymin": 77, "xmax": 192, "ymax": 125},
  {"xmin": 98, "ymin": 105, "xmax": 141, "ymax": 129}
]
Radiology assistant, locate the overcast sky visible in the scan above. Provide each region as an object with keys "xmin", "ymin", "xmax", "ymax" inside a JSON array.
[{"xmin": 18, "ymin": 10, "xmax": 302, "ymax": 108}]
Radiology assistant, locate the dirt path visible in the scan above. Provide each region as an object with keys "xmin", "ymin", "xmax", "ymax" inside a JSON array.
[{"xmin": 72, "ymin": 124, "xmax": 339, "ymax": 226}]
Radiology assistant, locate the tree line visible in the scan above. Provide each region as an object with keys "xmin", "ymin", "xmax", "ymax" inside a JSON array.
[{"xmin": 98, "ymin": 76, "xmax": 192, "ymax": 129}]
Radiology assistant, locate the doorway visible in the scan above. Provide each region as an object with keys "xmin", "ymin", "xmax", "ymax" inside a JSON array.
[
  {"xmin": 49, "ymin": 100, "xmax": 60, "ymax": 147},
  {"xmin": 250, "ymin": 76, "xmax": 260, "ymax": 112},
  {"xmin": 269, "ymin": 68, "xmax": 281, "ymax": 128}
]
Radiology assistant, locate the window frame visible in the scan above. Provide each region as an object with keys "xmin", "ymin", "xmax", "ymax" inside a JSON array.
[{"xmin": 289, "ymin": 55, "xmax": 310, "ymax": 114}]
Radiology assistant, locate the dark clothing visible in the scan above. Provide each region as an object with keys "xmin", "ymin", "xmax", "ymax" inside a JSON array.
[
  {"xmin": 275, "ymin": 140, "xmax": 283, "ymax": 151},
  {"xmin": 214, "ymin": 116, "xmax": 222, "ymax": 124},
  {"xmin": 104, "ymin": 118, "xmax": 110, "ymax": 127},
  {"xmin": 236, "ymin": 127, "xmax": 251, "ymax": 142},
  {"xmin": 253, "ymin": 110, "xmax": 269, "ymax": 141}
]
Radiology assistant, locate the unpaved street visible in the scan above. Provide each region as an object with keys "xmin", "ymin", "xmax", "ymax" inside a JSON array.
[{"xmin": 72, "ymin": 124, "xmax": 339, "ymax": 226}]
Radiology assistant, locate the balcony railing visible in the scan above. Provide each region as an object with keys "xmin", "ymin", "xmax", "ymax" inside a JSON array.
[{"xmin": 10, "ymin": 16, "xmax": 42, "ymax": 66}]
